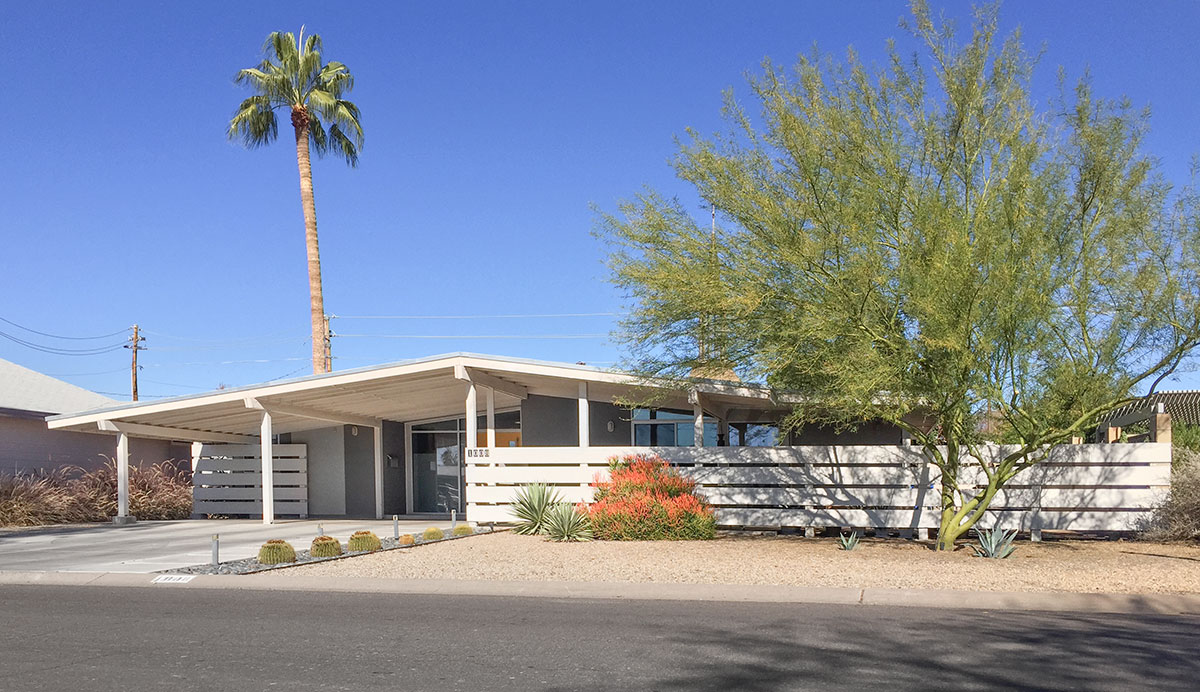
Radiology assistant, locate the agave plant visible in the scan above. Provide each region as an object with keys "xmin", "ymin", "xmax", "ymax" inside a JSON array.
[
  {"xmin": 511, "ymin": 483, "xmax": 562, "ymax": 535},
  {"xmin": 971, "ymin": 526, "xmax": 1017, "ymax": 559},
  {"xmin": 837, "ymin": 531, "xmax": 861, "ymax": 551},
  {"xmin": 544, "ymin": 503, "xmax": 593, "ymax": 542}
]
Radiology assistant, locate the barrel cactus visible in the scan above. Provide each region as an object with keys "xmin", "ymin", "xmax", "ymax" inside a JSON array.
[
  {"xmin": 422, "ymin": 527, "xmax": 445, "ymax": 541},
  {"xmin": 398, "ymin": 534, "xmax": 415, "ymax": 546},
  {"xmin": 452, "ymin": 524, "xmax": 474, "ymax": 537},
  {"xmin": 257, "ymin": 539, "xmax": 296, "ymax": 565},
  {"xmin": 310, "ymin": 535, "xmax": 343, "ymax": 558},
  {"xmin": 347, "ymin": 530, "xmax": 382, "ymax": 552}
]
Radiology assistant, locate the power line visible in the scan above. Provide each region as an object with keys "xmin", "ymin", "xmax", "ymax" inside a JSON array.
[
  {"xmin": 332, "ymin": 312, "xmax": 622, "ymax": 320},
  {"xmin": 0, "ymin": 316, "xmax": 130, "ymax": 341},
  {"xmin": 334, "ymin": 333, "xmax": 609, "ymax": 340},
  {"xmin": 0, "ymin": 329, "xmax": 128, "ymax": 356}
]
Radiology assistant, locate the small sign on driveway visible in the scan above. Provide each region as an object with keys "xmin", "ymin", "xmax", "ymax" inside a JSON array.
[{"xmin": 151, "ymin": 575, "xmax": 195, "ymax": 584}]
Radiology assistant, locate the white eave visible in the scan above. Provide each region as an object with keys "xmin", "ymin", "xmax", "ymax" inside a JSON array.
[{"xmin": 45, "ymin": 352, "xmax": 786, "ymax": 442}]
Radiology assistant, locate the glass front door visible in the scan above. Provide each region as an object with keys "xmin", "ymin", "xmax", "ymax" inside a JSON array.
[{"xmin": 410, "ymin": 411, "xmax": 521, "ymax": 515}]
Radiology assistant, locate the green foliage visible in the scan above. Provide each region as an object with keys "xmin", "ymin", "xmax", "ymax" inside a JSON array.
[
  {"xmin": 422, "ymin": 527, "xmax": 445, "ymax": 541},
  {"xmin": 510, "ymin": 483, "xmax": 562, "ymax": 535},
  {"xmin": 347, "ymin": 530, "xmax": 381, "ymax": 552},
  {"xmin": 257, "ymin": 539, "xmax": 296, "ymax": 565},
  {"xmin": 544, "ymin": 504, "xmax": 594, "ymax": 542},
  {"xmin": 398, "ymin": 534, "xmax": 416, "ymax": 546},
  {"xmin": 598, "ymin": 0, "xmax": 1200, "ymax": 551},
  {"xmin": 971, "ymin": 527, "xmax": 1017, "ymax": 559},
  {"xmin": 452, "ymin": 524, "xmax": 474, "ymax": 537},
  {"xmin": 228, "ymin": 29, "xmax": 364, "ymax": 165},
  {"xmin": 310, "ymin": 535, "xmax": 342, "ymax": 558},
  {"xmin": 837, "ymin": 531, "xmax": 861, "ymax": 551}
]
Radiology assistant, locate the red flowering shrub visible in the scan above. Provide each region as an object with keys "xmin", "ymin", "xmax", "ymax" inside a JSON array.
[{"xmin": 588, "ymin": 454, "xmax": 716, "ymax": 540}]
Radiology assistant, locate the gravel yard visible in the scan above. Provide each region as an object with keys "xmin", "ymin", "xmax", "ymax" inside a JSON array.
[{"xmin": 271, "ymin": 531, "xmax": 1200, "ymax": 594}]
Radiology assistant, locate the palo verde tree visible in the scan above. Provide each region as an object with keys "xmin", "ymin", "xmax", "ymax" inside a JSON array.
[
  {"xmin": 228, "ymin": 29, "xmax": 364, "ymax": 374},
  {"xmin": 598, "ymin": 2, "xmax": 1200, "ymax": 550}
]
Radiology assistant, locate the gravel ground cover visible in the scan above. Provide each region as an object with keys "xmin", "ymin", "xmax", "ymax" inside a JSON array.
[
  {"xmin": 273, "ymin": 530, "xmax": 1200, "ymax": 594},
  {"xmin": 168, "ymin": 529, "xmax": 489, "ymax": 575}
]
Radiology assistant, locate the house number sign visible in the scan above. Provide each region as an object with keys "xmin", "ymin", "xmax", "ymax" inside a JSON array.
[{"xmin": 466, "ymin": 448, "xmax": 490, "ymax": 458}]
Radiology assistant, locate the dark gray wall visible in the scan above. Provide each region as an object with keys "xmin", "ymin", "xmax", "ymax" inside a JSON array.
[
  {"xmin": 589, "ymin": 401, "xmax": 632, "ymax": 446},
  {"xmin": 342, "ymin": 424, "xmax": 376, "ymax": 517},
  {"xmin": 382, "ymin": 421, "xmax": 406, "ymax": 515},
  {"xmin": 521, "ymin": 395, "xmax": 579, "ymax": 446},
  {"xmin": 0, "ymin": 413, "xmax": 184, "ymax": 476},
  {"xmin": 790, "ymin": 420, "xmax": 903, "ymax": 445}
]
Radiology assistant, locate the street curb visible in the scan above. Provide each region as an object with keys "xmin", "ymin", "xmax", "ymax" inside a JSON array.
[{"xmin": 2, "ymin": 570, "xmax": 1198, "ymax": 614}]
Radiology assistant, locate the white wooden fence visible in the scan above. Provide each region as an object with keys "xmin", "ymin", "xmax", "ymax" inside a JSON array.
[
  {"xmin": 464, "ymin": 443, "xmax": 1172, "ymax": 533},
  {"xmin": 192, "ymin": 443, "xmax": 308, "ymax": 518}
]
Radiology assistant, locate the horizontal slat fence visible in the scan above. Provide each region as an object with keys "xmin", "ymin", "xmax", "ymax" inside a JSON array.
[
  {"xmin": 464, "ymin": 443, "xmax": 1170, "ymax": 533},
  {"xmin": 192, "ymin": 443, "xmax": 308, "ymax": 518}
]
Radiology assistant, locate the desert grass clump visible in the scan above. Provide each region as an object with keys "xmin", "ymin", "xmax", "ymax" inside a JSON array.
[
  {"xmin": 310, "ymin": 535, "xmax": 342, "ymax": 558},
  {"xmin": 452, "ymin": 524, "xmax": 474, "ymax": 537},
  {"xmin": 347, "ymin": 530, "xmax": 382, "ymax": 552},
  {"xmin": 422, "ymin": 527, "xmax": 445, "ymax": 541},
  {"xmin": 1141, "ymin": 452, "xmax": 1200, "ymax": 541},
  {"xmin": 0, "ymin": 460, "xmax": 192, "ymax": 527},
  {"xmin": 257, "ymin": 539, "xmax": 296, "ymax": 564},
  {"xmin": 398, "ymin": 534, "xmax": 415, "ymax": 546}
]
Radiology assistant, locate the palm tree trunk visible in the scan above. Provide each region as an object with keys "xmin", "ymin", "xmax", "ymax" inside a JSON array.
[{"xmin": 294, "ymin": 118, "xmax": 328, "ymax": 374}]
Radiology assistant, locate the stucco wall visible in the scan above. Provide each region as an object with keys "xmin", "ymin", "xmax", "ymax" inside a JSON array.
[
  {"xmin": 0, "ymin": 414, "xmax": 184, "ymax": 476},
  {"xmin": 589, "ymin": 401, "xmax": 632, "ymax": 446},
  {"xmin": 343, "ymin": 424, "xmax": 375, "ymax": 517},
  {"xmin": 520, "ymin": 395, "xmax": 579, "ymax": 446},
  {"xmin": 290, "ymin": 427, "xmax": 345, "ymax": 516},
  {"xmin": 382, "ymin": 420, "xmax": 406, "ymax": 515}
]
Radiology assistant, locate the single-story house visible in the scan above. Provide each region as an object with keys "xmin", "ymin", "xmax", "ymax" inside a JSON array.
[
  {"xmin": 1, "ymin": 357, "xmax": 187, "ymax": 476},
  {"xmin": 44, "ymin": 352, "xmax": 904, "ymax": 523}
]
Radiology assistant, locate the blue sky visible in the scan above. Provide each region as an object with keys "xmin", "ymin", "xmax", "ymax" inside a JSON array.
[{"xmin": 2, "ymin": 1, "xmax": 1199, "ymax": 400}]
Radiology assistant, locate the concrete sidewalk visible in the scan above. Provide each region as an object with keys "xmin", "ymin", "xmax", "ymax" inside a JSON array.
[
  {"xmin": 0, "ymin": 518, "xmax": 454, "ymax": 572},
  {"xmin": 1, "ymin": 569, "xmax": 1197, "ymax": 615}
]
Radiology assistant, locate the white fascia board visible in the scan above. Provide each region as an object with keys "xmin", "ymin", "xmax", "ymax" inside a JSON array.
[{"xmin": 244, "ymin": 397, "xmax": 381, "ymax": 429}]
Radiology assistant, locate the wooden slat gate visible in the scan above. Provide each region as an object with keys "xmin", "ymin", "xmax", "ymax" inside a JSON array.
[{"xmin": 193, "ymin": 443, "xmax": 308, "ymax": 518}]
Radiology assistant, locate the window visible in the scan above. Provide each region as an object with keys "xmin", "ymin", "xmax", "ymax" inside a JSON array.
[{"xmin": 633, "ymin": 409, "xmax": 718, "ymax": 446}]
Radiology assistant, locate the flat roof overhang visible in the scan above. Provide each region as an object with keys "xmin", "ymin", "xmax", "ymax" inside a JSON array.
[{"xmin": 46, "ymin": 353, "xmax": 791, "ymax": 443}]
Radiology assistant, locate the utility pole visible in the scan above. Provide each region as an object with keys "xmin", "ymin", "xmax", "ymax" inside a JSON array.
[
  {"xmin": 126, "ymin": 324, "xmax": 145, "ymax": 401},
  {"xmin": 322, "ymin": 314, "xmax": 332, "ymax": 373}
]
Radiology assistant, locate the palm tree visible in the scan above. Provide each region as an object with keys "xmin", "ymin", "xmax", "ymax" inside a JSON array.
[{"xmin": 228, "ymin": 29, "xmax": 364, "ymax": 374}]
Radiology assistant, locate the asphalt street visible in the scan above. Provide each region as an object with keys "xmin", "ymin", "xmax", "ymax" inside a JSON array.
[{"xmin": 0, "ymin": 584, "xmax": 1196, "ymax": 691}]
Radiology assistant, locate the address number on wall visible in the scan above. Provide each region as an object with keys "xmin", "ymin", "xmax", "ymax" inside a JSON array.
[{"xmin": 466, "ymin": 448, "xmax": 491, "ymax": 458}]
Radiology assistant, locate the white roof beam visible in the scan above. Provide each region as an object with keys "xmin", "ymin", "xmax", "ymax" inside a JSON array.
[
  {"xmin": 97, "ymin": 420, "xmax": 255, "ymax": 444},
  {"xmin": 244, "ymin": 397, "xmax": 381, "ymax": 429},
  {"xmin": 454, "ymin": 365, "xmax": 528, "ymax": 399}
]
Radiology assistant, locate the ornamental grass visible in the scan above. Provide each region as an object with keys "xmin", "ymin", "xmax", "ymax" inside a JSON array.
[
  {"xmin": 587, "ymin": 454, "xmax": 716, "ymax": 540},
  {"xmin": 0, "ymin": 459, "xmax": 192, "ymax": 527}
]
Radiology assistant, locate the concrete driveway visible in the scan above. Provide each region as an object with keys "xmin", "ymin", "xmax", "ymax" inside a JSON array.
[{"xmin": 0, "ymin": 518, "xmax": 455, "ymax": 573}]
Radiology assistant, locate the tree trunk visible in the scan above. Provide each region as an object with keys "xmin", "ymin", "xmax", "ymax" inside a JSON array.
[{"xmin": 294, "ymin": 116, "xmax": 328, "ymax": 374}]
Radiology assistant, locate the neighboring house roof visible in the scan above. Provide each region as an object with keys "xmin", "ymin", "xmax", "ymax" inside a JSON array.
[
  {"xmin": 1104, "ymin": 390, "xmax": 1200, "ymax": 426},
  {"xmin": 0, "ymin": 358, "xmax": 118, "ymax": 415},
  {"xmin": 46, "ymin": 352, "xmax": 785, "ymax": 441}
]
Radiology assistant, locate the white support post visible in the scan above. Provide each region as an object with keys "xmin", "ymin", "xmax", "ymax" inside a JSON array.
[
  {"xmin": 373, "ymin": 424, "xmax": 384, "ymax": 519},
  {"xmin": 486, "ymin": 387, "xmax": 496, "ymax": 448},
  {"xmin": 578, "ymin": 382, "xmax": 589, "ymax": 448},
  {"xmin": 693, "ymin": 400, "xmax": 704, "ymax": 448},
  {"xmin": 114, "ymin": 433, "xmax": 131, "ymax": 522},
  {"xmin": 260, "ymin": 410, "xmax": 274, "ymax": 525},
  {"xmin": 465, "ymin": 383, "xmax": 478, "ymax": 448}
]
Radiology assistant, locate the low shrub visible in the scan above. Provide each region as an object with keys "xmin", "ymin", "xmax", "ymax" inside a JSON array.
[
  {"xmin": 510, "ymin": 483, "xmax": 561, "ymax": 535},
  {"xmin": 258, "ymin": 539, "xmax": 296, "ymax": 564},
  {"xmin": 347, "ymin": 530, "xmax": 382, "ymax": 552},
  {"xmin": 971, "ymin": 526, "xmax": 1017, "ymax": 559},
  {"xmin": 0, "ymin": 460, "xmax": 192, "ymax": 527},
  {"xmin": 1141, "ymin": 452, "xmax": 1200, "ymax": 541},
  {"xmin": 452, "ymin": 524, "xmax": 474, "ymax": 537},
  {"xmin": 310, "ymin": 535, "xmax": 342, "ymax": 558},
  {"xmin": 398, "ymin": 534, "xmax": 415, "ymax": 546},
  {"xmin": 544, "ymin": 503, "xmax": 593, "ymax": 542},
  {"xmin": 837, "ymin": 531, "xmax": 861, "ymax": 551},
  {"xmin": 587, "ymin": 454, "xmax": 716, "ymax": 541},
  {"xmin": 422, "ymin": 527, "xmax": 445, "ymax": 541}
]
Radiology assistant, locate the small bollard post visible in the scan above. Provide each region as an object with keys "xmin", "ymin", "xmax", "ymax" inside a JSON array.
[
  {"xmin": 317, "ymin": 523, "xmax": 324, "ymax": 537},
  {"xmin": 211, "ymin": 534, "xmax": 220, "ymax": 567},
  {"xmin": 451, "ymin": 509, "xmax": 457, "ymax": 530},
  {"xmin": 392, "ymin": 515, "xmax": 399, "ymax": 540}
]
